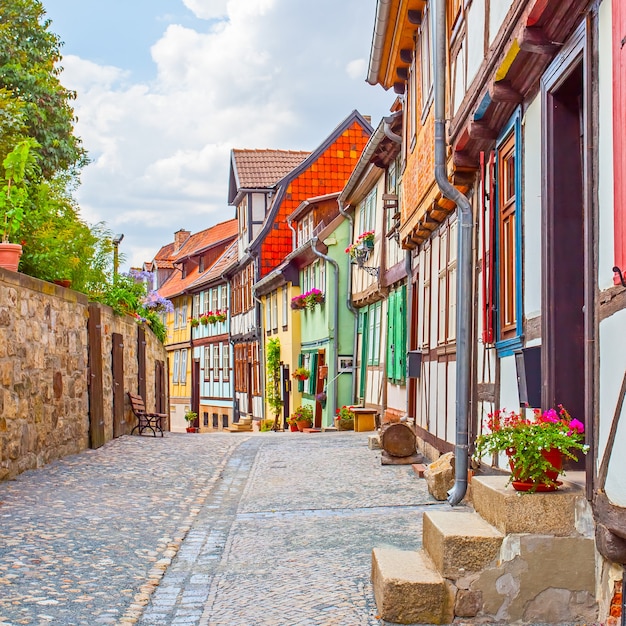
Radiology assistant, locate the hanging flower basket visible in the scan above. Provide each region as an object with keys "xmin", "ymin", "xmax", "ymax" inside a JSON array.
[
  {"xmin": 291, "ymin": 295, "xmax": 307, "ymax": 310},
  {"xmin": 292, "ymin": 367, "xmax": 310, "ymax": 381}
]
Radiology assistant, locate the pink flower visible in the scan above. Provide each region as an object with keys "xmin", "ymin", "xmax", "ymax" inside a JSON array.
[
  {"xmin": 568, "ymin": 418, "xmax": 584, "ymax": 435},
  {"xmin": 541, "ymin": 409, "xmax": 559, "ymax": 424}
]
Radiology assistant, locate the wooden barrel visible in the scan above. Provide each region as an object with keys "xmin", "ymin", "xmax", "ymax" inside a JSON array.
[{"xmin": 380, "ymin": 422, "xmax": 417, "ymax": 458}]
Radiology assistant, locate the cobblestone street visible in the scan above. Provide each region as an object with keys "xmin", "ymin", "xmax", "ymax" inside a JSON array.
[{"xmin": 0, "ymin": 432, "xmax": 450, "ymax": 626}]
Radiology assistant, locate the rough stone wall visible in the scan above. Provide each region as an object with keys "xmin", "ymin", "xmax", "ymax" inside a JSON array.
[
  {"xmin": 0, "ymin": 268, "xmax": 168, "ymax": 480},
  {"xmin": 0, "ymin": 269, "xmax": 90, "ymax": 479}
]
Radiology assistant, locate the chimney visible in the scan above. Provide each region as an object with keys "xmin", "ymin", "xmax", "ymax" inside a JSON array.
[
  {"xmin": 174, "ymin": 229, "xmax": 191, "ymax": 252},
  {"xmin": 363, "ymin": 115, "xmax": 372, "ymax": 125}
]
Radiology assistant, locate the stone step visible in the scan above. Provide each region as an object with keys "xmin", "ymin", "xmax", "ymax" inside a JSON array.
[
  {"xmin": 470, "ymin": 475, "xmax": 586, "ymax": 536},
  {"xmin": 371, "ymin": 547, "xmax": 453, "ymax": 625},
  {"xmin": 226, "ymin": 423, "xmax": 253, "ymax": 432},
  {"xmin": 422, "ymin": 511, "xmax": 504, "ymax": 579}
]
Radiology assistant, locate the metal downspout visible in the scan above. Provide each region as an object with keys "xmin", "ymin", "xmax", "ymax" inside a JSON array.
[
  {"xmin": 434, "ymin": 0, "xmax": 472, "ymax": 506},
  {"xmin": 311, "ymin": 237, "xmax": 340, "ymax": 423},
  {"xmin": 338, "ymin": 199, "xmax": 360, "ymax": 404},
  {"xmin": 287, "ymin": 215, "xmax": 297, "ymax": 250}
]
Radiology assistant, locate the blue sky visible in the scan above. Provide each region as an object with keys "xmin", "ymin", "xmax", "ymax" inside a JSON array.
[{"xmin": 41, "ymin": 0, "xmax": 394, "ymax": 268}]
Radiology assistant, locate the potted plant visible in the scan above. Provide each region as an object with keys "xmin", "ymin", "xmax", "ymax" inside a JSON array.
[
  {"xmin": 345, "ymin": 230, "xmax": 375, "ymax": 259},
  {"xmin": 288, "ymin": 405, "xmax": 313, "ymax": 431},
  {"xmin": 0, "ymin": 139, "xmax": 39, "ymax": 272},
  {"xmin": 200, "ymin": 314, "xmax": 209, "ymax": 325},
  {"xmin": 292, "ymin": 367, "xmax": 310, "ymax": 382},
  {"xmin": 214, "ymin": 309, "xmax": 227, "ymax": 323},
  {"xmin": 473, "ymin": 405, "xmax": 587, "ymax": 492},
  {"xmin": 335, "ymin": 405, "xmax": 355, "ymax": 431},
  {"xmin": 190, "ymin": 317, "xmax": 200, "ymax": 328},
  {"xmin": 184, "ymin": 410, "xmax": 198, "ymax": 433},
  {"xmin": 304, "ymin": 288, "xmax": 325, "ymax": 309},
  {"xmin": 291, "ymin": 294, "xmax": 306, "ymax": 310}
]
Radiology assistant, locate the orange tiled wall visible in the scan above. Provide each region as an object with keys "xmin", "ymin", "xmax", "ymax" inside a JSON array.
[
  {"xmin": 260, "ymin": 121, "xmax": 370, "ymax": 277},
  {"xmin": 402, "ymin": 111, "xmax": 436, "ymax": 225}
]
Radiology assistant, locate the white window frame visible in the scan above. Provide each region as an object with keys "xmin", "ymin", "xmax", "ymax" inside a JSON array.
[
  {"xmin": 180, "ymin": 349, "xmax": 188, "ymax": 384},
  {"xmin": 173, "ymin": 351, "xmax": 180, "ymax": 383}
]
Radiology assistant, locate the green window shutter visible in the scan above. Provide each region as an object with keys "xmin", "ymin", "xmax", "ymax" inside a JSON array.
[
  {"xmin": 374, "ymin": 301, "xmax": 382, "ymax": 366},
  {"xmin": 308, "ymin": 353, "xmax": 318, "ymax": 395},
  {"xmin": 386, "ymin": 292, "xmax": 395, "ymax": 379},
  {"xmin": 399, "ymin": 285, "xmax": 407, "ymax": 383},
  {"xmin": 298, "ymin": 353, "xmax": 304, "ymax": 392}
]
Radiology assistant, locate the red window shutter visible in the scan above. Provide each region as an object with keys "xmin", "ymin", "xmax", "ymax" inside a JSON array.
[{"xmin": 613, "ymin": 0, "xmax": 626, "ymax": 278}]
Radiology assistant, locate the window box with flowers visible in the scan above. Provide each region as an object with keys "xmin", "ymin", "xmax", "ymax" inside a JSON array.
[
  {"xmin": 291, "ymin": 294, "xmax": 307, "ymax": 310},
  {"xmin": 213, "ymin": 309, "xmax": 227, "ymax": 323},
  {"xmin": 335, "ymin": 405, "xmax": 355, "ymax": 431},
  {"xmin": 473, "ymin": 405, "xmax": 587, "ymax": 492},
  {"xmin": 304, "ymin": 288, "xmax": 325, "ymax": 309},
  {"xmin": 345, "ymin": 230, "xmax": 375, "ymax": 258}
]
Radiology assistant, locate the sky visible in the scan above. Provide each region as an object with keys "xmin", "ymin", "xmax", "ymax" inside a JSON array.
[{"xmin": 41, "ymin": 0, "xmax": 395, "ymax": 269}]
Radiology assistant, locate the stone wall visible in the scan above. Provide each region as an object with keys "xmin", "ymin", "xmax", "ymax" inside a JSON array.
[{"xmin": 0, "ymin": 268, "xmax": 168, "ymax": 480}]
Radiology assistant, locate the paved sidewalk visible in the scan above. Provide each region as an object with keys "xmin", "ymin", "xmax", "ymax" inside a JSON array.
[{"xmin": 0, "ymin": 431, "xmax": 450, "ymax": 626}]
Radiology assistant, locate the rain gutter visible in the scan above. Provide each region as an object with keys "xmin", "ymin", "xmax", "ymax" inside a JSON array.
[
  {"xmin": 367, "ymin": 0, "xmax": 393, "ymax": 86},
  {"xmin": 433, "ymin": 0, "xmax": 472, "ymax": 506}
]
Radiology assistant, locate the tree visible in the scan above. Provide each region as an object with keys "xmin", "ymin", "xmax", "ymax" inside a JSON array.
[
  {"xmin": 266, "ymin": 337, "xmax": 283, "ymax": 430},
  {"xmin": 0, "ymin": 0, "xmax": 86, "ymax": 177}
]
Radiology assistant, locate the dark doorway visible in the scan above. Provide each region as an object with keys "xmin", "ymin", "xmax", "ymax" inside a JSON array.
[
  {"xmin": 542, "ymin": 38, "xmax": 587, "ymax": 469},
  {"xmin": 112, "ymin": 332, "xmax": 125, "ymax": 438}
]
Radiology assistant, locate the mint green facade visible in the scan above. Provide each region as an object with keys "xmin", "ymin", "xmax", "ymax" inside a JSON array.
[{"xmin": 296, "ymin": 218, "xmax": 355, "ymax": 427}]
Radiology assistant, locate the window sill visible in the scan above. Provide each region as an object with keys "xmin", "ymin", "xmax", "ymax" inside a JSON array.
[{"xmin": 495, "ymin": 335, "xmax": 524, "ymax": 358}]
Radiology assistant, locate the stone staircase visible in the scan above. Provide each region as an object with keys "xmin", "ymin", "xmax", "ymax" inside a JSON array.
[
  {"xmin": 226, "ymin": 416, "xmax": 253, "ymax": 432},
  {"xmin": 372, "ymin": 475, "xmax": 598, "ymax": 624}
]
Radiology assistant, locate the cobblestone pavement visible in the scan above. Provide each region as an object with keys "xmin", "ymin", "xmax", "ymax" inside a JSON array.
[{"xmin": 0, "ymin": 431, "xmax": 454, "ymax": 626}]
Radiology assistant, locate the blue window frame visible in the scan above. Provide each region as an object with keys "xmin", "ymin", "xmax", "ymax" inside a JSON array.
[{"xmin": 494, "ymin": 109, "xmax": 523, "ymax": 357}]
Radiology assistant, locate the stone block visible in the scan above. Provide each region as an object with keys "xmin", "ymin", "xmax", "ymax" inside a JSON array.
[
  {"xmin": 455, "ymin": 589, "xmax": 482, "ymax": 617},
  {"xmin": 470, "ymin": 475, "xmax": 583, "ymax": 536},
  {"xmin": 424, "ymin": 452, "xmax": 455, "ymax": 501},
  {"xmin": 423, "ymin": 511, "xmax": 503, "ymax": 579},
  {"xmin": 371, "ymin": 547, "xmax": 454, "ymax": 625},
  {"xmin": 368, "ymin": 434, "xmax": 381, "ymax": 450}
]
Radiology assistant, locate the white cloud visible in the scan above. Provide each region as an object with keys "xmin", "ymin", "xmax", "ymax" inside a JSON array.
[{"xmin": 56, "ymin": 0, "xmax": 391, "ymax": 269}]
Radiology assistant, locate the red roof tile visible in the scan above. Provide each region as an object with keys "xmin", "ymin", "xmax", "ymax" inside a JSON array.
[
  {"xmin": 232, "ymin": 149, "xmax": 310, "ymax": 189},
  {"xmin": 155, "ymin": 219, "xmax": 238, "ymax": 299},
  {"xmin": 190, "ymin": 240, "xmax": 239, "ymax": 290}
]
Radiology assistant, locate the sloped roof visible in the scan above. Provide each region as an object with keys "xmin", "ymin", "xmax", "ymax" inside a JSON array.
[
  {"xmin": 175, "ymin": 219, "xmax": 238, "ymax": 259},
  {"xmin": 190, "ymin": 239, "xmax": 239, "ymax": 290},
  {"xmin": 156, "ymin": 219, "xmax": 237, "ymax": 299},
  {"xmin": 232, "ymin": 149, "xmax": 310, "ymax": 188},
  {"xmin": 228, "ymin": 149, "xmax": 310, "ymax": 205}
]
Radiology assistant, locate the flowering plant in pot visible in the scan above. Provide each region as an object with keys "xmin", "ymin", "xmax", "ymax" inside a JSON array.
[
  {"xmin": 304, "ymin": 288, "xmax": 325, "ymax": 309},
  {"xmin": 335, "ymin": 405, "xmax": 355, "ymax": 431},
  {"xmin": 189, "ymin": 317, "xmax": 200, "ymax": 328},
  {"xmin": 291, "ymin": 294, "xmax": 306, "ymax": 310},
  {"xmin": 287, "ymin": 405, "xmax": 313, "ymax": 431},
  {"xmin": 214, "ymin": 309, "xmax": 227, "ymax": 323},
  {"xmin": 345, "ymin": 230, "xmax": 375, "ymax": 258},
  {"xmin": 292, "ymin": 367, "xmax": 310, "ymax": 381},
  {"xmin": 473, "ymin": 406, "xmax": 587, "ymax": 492},
  {"xmin": 199, "ymin": 314, "xmax": 209, "ymax": 325}
]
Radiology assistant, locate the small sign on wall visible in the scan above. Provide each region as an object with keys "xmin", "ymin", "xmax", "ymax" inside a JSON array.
[{"xmin": 338, "ymin": 356, "xmax": 354, "ymax": 372}]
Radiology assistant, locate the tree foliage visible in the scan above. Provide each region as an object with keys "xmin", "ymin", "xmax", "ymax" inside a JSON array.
[{"xmin": 0, "ymin": 0, "xmax": 86, "ymax": 177}]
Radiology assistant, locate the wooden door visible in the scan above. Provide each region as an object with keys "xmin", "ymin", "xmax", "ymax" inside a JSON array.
[
  {"xmin": 112, "ymin": 332, "xmax": 125, "ymax": 438},
  {"xmin": 137, "ymin": 326, "xmax": 147, "ymax": 400},
  {"xmin": 87, "ymin": 304, "xmax": 105, "ymax": 449}
]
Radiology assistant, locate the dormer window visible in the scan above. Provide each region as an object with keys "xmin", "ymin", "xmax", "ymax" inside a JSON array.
[{"xmin": 199, "ymin": 257, "xmax": 205, "ymax": 273}]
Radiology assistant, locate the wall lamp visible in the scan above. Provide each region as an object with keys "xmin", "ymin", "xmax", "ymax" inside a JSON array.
[{"xmin": 112, "ymin": 233, "xmax": 124, "ymax": 279}]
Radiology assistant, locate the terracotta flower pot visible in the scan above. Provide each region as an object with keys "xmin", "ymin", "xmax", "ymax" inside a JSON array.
[
  {"xmin": 507, "ymin": 448, "xmax": 563, "ymax": 492},
  {"xmin": 0, "ymin": 242, "xmax": 23, "ymax": 272},
  {"xmin": 296, "ymin": 421, "xmax": 312, "ymax": 432}
]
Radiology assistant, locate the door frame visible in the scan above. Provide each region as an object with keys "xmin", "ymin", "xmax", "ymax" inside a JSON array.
[{"xmin": 541, "ymin": 18, "xmax": 596, "ymax": 491}]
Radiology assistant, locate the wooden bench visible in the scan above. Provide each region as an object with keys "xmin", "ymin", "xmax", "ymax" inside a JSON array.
[{"xmin": 128, "ymin": 392, "xmax": 167, "ymax": 437}]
